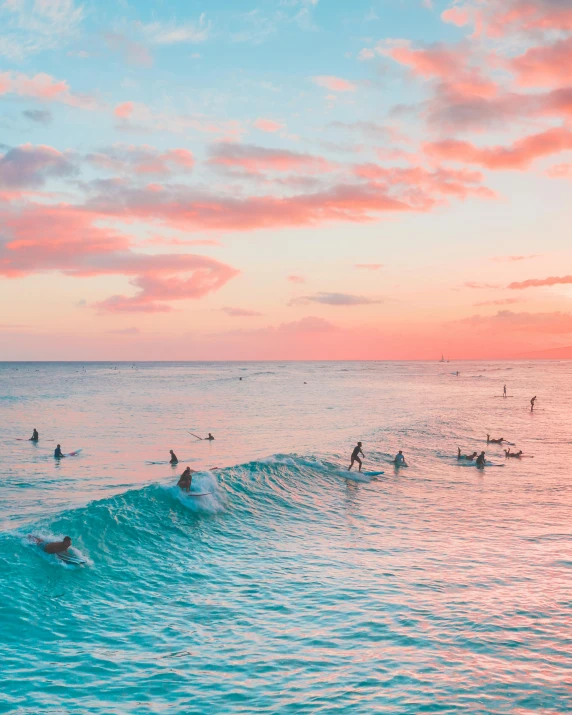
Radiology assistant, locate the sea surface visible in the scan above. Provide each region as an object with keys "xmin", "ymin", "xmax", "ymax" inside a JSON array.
[{"xmin": 0, "ymin": 361, "xmax": 570, "ymax": 714}]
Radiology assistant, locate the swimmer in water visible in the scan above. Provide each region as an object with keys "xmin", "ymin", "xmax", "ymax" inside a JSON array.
[
  {"xmin": 31, "ymin": 535, "xmax": 72, "ymax": 554},
  {"xmin": 394, "ymin": 450, "xmax": 408, "ymax": 467},
  {"xmin": 54, "ymin": 444, "xmax": 64, "ymax": 458},
  {"xmin": 503, "ymin": 385, "xmax": 507, "ymax": 397},
  {"xmin": 177, "ymin": 466, "xmax": 194, "ymax": 492},
  {"xmin": 530, "ymin": 396, "xmax": 536, "ymax": 412},
  {"xmin": 30, "ymin": 429, "xmax": 39, "ymax": 442},
  {"xmin": 169, "ymin": 449, "xmax": 178, "ymax": 464},
  {"xmin": 486, "ymin": 434, "xmax": 505, "ymax": 444},
  {"xmin": 457, "ymin": 448, "xmax": 478, "ymax": 461},
  {"xmin": 348, "ymin": 442, "xmax": 364, "ymax": 472},
  {"xmin": 476, "ymin": 451, "xmax": 486, "ymax": 468}
]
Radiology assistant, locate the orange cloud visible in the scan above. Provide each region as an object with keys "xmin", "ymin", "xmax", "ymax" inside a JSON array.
[
  {"xmin": 425, "ymin": 127, "xmax": 572, "ymax": 170},
  {"xmin": 312, "ymin": 76, "xmax": 357, "ymax": 92},
  {"xmin": 288, "ymin": 275, "xmax": 305, "ymax": 284},
  {"xmin": 508, "ymin": 275, "xmax": 572, "ymax": 290},
  {"xmin": 454, "ymin": 310, "xmax": 572, "ymax": 333}
]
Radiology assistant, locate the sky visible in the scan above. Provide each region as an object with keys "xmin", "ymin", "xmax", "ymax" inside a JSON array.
[{"xmin": 1, "ymin": 0, "xmax": 572, "ymax": 360}]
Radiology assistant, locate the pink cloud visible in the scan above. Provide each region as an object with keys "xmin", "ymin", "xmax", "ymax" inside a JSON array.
[
  {"xmin": 354, "ymin": 263, "xmax": 383, "ymax": 270},
  {"xmin": 490, "ymin": 254, "xmax": 541, "ymax": 262},
  {"xmin": 0, "ymin": 71, "xmax": 93, "ymax": 108},
  {"xmin": 87, "ymin": 145, "xmax": 194, "ymax": 176},
  {"xmin": 114, "ymin": 102, "xmax": 135, "ymax": 119},
  {"xmin": 473, "ymin": 298, "xmax": 522, "ymax": 306},
  {"xmin": 0, "ymin": 144, "xmax": 76, "ymax": 188},
  {"xmin": 387, "ymin": 42, "xmax": 465, "ymax": 79},
  {"xmin": 288, "ymin": 275, "xmax": 305, "ymax": 284},
  {"xmin": 547, "ymin": 163, "xmax": 572, "ymax": 178},
  {"xmin": 208, "ymin": 143, "xmax": 335, "ymax": 175},
  {"xmin": 509, "ymin": 37, "xmax": 572, "ymax": 87},
  {"xmin": 454, "ymin": 310, "xmax": 572, "ymax": 334},
  {"xmin": 425, "ymin": 127, "xmax": 572, "ymax": 170},
  {"xmin": 312, "ymin": 76, "xmax": 357, "ymax": 92},
  {"xmin": 508, "ymin": 275, "xmax": 572, "ymax": 290},
  {"xmin": 221, "ymin": 307, "xmax": 263, "ymax": 317},
  {"xmin": 254, "ymin": 118, "xmax": 284, "ymax": 133},
  {"xmin": 0, "ymin": 202, "xmax": 239, "ymax": 312},
  {"xmin": 441, "ymin": 6, "xmax": 471, "ymax": 26}
]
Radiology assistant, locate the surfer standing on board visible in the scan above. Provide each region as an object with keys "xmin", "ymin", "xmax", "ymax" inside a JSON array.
[
  {"xmin": 348, "ymin": 442, "xmax": 364, "ymax": 472},
  {"xmin": 177, "ymin": 467, "xmax": 194, "ymax": 492}
]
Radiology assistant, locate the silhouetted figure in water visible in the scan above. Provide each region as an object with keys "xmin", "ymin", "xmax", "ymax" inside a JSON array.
[
  {"xmin": 394, "ymin": 450, "xmax": 408, "ymax": 467},
  {"xmin": 487, "ymin": 434, "xmax": 505, "ymax": 444},
  {"xmin": 169, "ymin": 449, "xmax": 178, "ymax": 464},
  {"xmin": 458, "ymin": 448, "xmax": 477, "ymax": 461},
  {"xmin": 30, "ymin": 429, "xmax": 39, "ymax": 442},
  {"xmin": 503, "ymin": 385, "xmax": 507, "ymax": 397},
  {"xmin": 530, "ymin": 396, "xmax": 536, "ymax": 412},
  {"xmin": 505, "ymin": 448, "xmax": 523, "ymax": 459},
  {"xmin": 177, "ymin": 467, "xmax": 194, "ymax": 492},
  {"xmin": 476, "ymin": 451, "xmax": 486, "ymax": 468},
  {"xmin": 54, "ymin": 444, "xmax": 64, "ymax": 458},
  {"xmin": 348, "ymin": 442, "xmax": 364, "ymax": 472}
]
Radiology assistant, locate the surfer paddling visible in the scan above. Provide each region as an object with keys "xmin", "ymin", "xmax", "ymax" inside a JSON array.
[
  {"xmin": 486, "ymin": 434, "xmax": 505, "ymax": 444},
  {"xmin": 458, "ymin": 448, "xmax": 478, "ymax": 461},
  {"xmin": 504, "ymin": 448, "xmax": 523, "ymax": 458},
  {"xmin": 348, "ymin": 442, "xmax": 364, "ymax": 472},
  {"xmin": 189, "ymin": 432, "xmax": 215, "ymax": 441},
  {"xmin": 30, "ymin": 535, "xmax": 72, "ymax": 555}
]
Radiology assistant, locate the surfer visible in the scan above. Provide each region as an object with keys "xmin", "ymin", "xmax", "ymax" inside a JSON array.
[
  {"xmin": 348, "ymin": 442, "xmax": 364, "ymax": 472},
  {"xmin": 486, "ymin": 434, "xmax": 505, "ymax": 444},
  {"xmin": 394, "ymin": 450, "xmax": 408, "ymax": 467},
  {"xmin": 54, "ymin": 444, "xmax": 64, "ymax": 458},
  {"xmin": 503, "ymin": 385, "xmax": 507, "ymax": 397},
  {"xmin": 31, "ymin": 535, "xmax": 71, "ymax": 554},
  {"xmin": 530, "ymin": 396, "xmax": 536, "ymax": 412},
  {"xmin": 504, "ymin": 448, "xmax": 523, "ymax": 458},
  {"xmin": 30, "ymin": 429, "xmax": 39, "ymax": 442},
  {"xmin": 457, "ymin": 448, "xmax": 477, "ymax": 461},
  {"xmin": 169, "ymin": 449, "xmax": 178, "ymax": 464},
  {"xmin": 476, "ymin": 451, "xmax": 486, "ymax": 468},
  {"xmin": 206, "ymin": 433, "xmax": 214, "ymax": 441},
  {"xmin": 177, "ymin": 466, "xmax": 194, "ymax": 492}
]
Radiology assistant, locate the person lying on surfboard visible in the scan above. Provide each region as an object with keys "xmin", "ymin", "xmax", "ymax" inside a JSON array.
[
  {"xmin": 30, "ymin": 535, "xmax": 72, "ymax": 554},
  {"xmin": 169, "ymin": 449, "xmax": 178, "ymax": 464},
  {"xmin": 504, "ymin": 448, "xmax": 523, "ymax": 458},
  {"xmin": 486, "ymin": 434, "xmax": 505, "ymax": 444},
  {"xmin": 394, "ymin": 451, "xmax": 408, "ymax": 467},
  {"xmin": 458, "ymin": 448, "xmax": 478, "ymax": 461},
  {"xmin": 348, "ymin": 442, "xmax": 364, "ymax": 472}
]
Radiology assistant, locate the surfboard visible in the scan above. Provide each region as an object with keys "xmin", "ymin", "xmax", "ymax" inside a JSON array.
[
  {"xmin": 66, "ymin": 449, "xmax": 82, "ymax": 457},
  {"xmin": 493, "ymin": 395, "xmax": 514, "ymax": 398},
  {"xmin": 363, "ymin": 471, "xmax": 384, "ymax": 477},
  {"xmin": 57, "ymin": 551, "xmax": 87, "ymax": 566},
  {"xmin": 188, "ymin": 492, "xmax": 212, "ymax": 497}
]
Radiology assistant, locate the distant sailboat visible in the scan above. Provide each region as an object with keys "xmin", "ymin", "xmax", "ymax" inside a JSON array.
[{"xmin": 440, "ymin": 354, "xmax": 446, "ymax": 362}]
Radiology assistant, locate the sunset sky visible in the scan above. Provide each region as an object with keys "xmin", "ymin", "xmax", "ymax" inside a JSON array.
[{"xmin": 1, "ymin": 0, "xmax": 571, "ymax": 360}]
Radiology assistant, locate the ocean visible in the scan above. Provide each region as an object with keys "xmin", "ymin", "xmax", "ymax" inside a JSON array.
[{"xmin": 0, "ymin": 361, "xmax": 570, "ymax": 714}]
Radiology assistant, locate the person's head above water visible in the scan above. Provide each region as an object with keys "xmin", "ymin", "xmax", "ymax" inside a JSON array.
[
  {"xmin": 63, "ymin": 536, "xmax": 71, "ymax": 545},
  {"xmin": 357, "ymin": 441, "xmax": 362, "ymax": 446},
  {"xmin": 398, "ymin": 450, "xmax": 403, "ymax": 454},
  {"xmin": 170, "ymin": 449, "xmax": 174, "ymax": 454}
]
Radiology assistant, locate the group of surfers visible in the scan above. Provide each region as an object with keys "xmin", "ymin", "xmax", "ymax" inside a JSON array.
[{"xmin": 348, "ymin": 442, "xmax": 408, "ymax": 472}]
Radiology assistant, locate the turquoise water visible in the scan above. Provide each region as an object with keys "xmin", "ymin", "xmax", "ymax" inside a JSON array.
[{"xmin": 1, "ymin": 361, "xmax": 571, "ymax": 713}]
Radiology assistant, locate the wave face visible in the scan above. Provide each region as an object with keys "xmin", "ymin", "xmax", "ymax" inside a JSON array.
[{"xmin": 1, "ymin": 361, "xmax": 571, "ymax": 713}]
